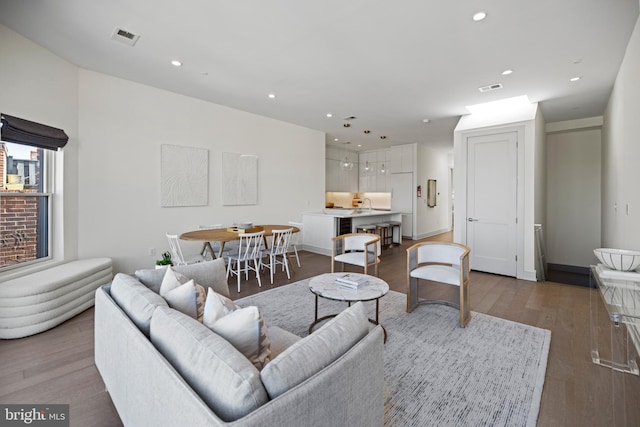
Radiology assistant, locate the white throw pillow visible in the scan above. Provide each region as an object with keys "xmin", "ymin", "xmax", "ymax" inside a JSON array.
[
  {"xmin": 203, "ymin": 287, "xmax": 271, "ymax": 370},
  {"xmin": 160, "ymin": 266, "xmax": 206, "ymax": 321}
]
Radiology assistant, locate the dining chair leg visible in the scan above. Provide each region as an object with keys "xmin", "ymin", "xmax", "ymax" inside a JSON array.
[
  {"xmin": 254, "ymin": 259, "xmax": 262, "ymax": 288},
  {"xmin": 283, "ymin": 255, "xmax": 290, "ymax": 279},
  {"xmin": 269, "ymin": 256, "xmax": 275, "ymax": 285},
  {"xmin": 293, "ymin": 246, "xmax": 300, "ymax": 267}
]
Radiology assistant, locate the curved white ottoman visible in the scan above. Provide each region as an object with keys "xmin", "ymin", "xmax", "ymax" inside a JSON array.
[{"xmin": 0, "ymin": 258, "xmax": 113, "ymax": 339}]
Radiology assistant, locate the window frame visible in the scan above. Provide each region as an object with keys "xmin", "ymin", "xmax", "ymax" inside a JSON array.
[{"xmin": 0, "ymin": 142, "xmax": 54, "ymax": 272}]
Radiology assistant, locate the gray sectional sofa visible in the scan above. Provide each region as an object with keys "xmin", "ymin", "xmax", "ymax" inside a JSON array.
[{"xmin": 94, "ymin": 259, "xmax": 384, "ymax": 426}]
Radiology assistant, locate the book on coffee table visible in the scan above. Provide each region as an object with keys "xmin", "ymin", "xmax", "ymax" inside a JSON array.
[{"xmin": 335, "ymin": 274, "xmax": 369, "ymax": 289}]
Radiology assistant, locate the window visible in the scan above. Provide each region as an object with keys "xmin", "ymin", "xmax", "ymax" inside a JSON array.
[{"xmin": 0, "ymin": 141, "xmax": 51, "ymax": 269}]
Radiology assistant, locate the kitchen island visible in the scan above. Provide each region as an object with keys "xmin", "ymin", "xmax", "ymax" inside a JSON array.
[{"xmin": 302, "ymin": 209, "xmax": 403, "ymax": 256}]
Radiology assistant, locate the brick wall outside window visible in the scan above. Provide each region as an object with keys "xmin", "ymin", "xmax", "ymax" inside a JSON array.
[{"xmin": 1, "ymin": 143, "xmax": 45, "ymax": 268}]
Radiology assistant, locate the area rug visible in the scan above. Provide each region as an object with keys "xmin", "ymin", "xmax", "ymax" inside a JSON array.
[{"xmin": 237, "ymin": 279, "xmax": 551, "ymax": 427}]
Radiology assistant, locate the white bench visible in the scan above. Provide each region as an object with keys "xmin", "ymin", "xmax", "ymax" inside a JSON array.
[{"xmin": 0, "ymin": 258, "xmax": 112, "ymax": 339}]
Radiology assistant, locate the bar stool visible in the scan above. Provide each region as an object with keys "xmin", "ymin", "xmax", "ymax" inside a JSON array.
[
  {"xmin": 375, "ymin": 223, "xmax": 393, "ymax": 248},
  {"xmin": 388, "ymin": 221, "xmax": 402, "ymax": 245},
  {"xmin": 356, "ymin": 224, "xmax": 377, "ymax": 234}
]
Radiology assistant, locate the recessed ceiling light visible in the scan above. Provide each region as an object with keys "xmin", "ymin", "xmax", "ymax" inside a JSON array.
[
  {"xmin": 472, "ymin": 11, "xmax": 487, "ymax": 21},
  {"xmin": 268, "ymin": 93, "xmax": 276, "ymax": 99},
  {"xmin": 326, "ymin": 113, "xmax": 333, "ymax": 118},
  {"xmin": 334, "ymin": 138, "xmax": 339, "ymax": 142},
  {"xmin": 502, "ymin": 69, "xmax": 513, "ymax": 75},
  {"xmin": 170, "ymin": 60, "xmax": 182, "ymax": 67},
  {"xmin": 422, "ymin": 119, "xmax": 430, "ymax": 123},
  {"xmin": 357, "ymin": 144, "xmax": 362, "ymax": 147},
  {"xmin": 570, "ymin": 76, "xmax": 581, "ymax": 82}
]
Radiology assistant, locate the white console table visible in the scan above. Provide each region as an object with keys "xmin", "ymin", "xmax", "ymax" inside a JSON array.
[{"xmin": 590, "ymin": 265, "xmax": 640, "ymax": 375}]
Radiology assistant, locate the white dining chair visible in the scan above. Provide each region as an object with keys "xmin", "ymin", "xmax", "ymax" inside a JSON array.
[
  {"xmin": 262, "ymin": 228, "xmax": 293, "ymax": 284},
  {"xmin": 225, "ymin": 230, "xmax": 265, "ymax": 293},
  {"xmin": 166, "ymin": 233, "xmax": 205, "ymax": 266},
  {"xmin": 287, "ymin": 221, "xmax": 303, "ymax": 267}
]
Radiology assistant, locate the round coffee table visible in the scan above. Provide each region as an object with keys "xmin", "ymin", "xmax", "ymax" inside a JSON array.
[{"xmin": 308, "ymin": 273, "xmax": 389, "ymax": 342}]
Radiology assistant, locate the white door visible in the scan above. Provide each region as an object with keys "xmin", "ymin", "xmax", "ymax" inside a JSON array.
[{"xmin": 467, "ymin": 132, "xmax": 517, "ymax": 276}]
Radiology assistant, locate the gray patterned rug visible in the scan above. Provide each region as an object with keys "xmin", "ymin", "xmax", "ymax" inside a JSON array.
[{"xmin": 237, "ymin": 279, "xmax": 550, "ymax": 427}]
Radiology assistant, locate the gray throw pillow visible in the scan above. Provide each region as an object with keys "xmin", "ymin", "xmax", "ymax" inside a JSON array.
[
  {"xmin": 260, "ymin": 301, "xmax": 370, "ymax": 399},
  {"xmin": 135, "ymin": 258, "xmax": 230, "ymax": 297}
]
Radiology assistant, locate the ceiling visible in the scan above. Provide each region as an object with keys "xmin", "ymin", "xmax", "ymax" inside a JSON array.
[{"xmin": 0, "ymin": 0, "xmax": 638, "ymax": 152}]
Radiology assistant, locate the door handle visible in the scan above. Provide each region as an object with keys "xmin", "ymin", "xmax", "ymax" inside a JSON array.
[{"xmin": 468, "ymin": 218, "xmax": 478, "ymax": 222}]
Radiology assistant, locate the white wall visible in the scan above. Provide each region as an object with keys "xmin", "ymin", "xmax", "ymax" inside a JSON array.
[
  {"xmin": 603, "ymin": 14, "xmax": 640, "ymax": 251},
  {"xmin": 0, "ymin": 24, "xmax": 79, "ymax": 273},
  {"xmin": 546, "ymin": 126, "xmax": 601, "ymax": 266},
  {"xmin": 0, "ymin": 24, "xmax": 326, "ymax": 276},
  {"xmin": 415, "ymin": 145, "xmax": 450, "ymax": 238},
  {"xmin": 78, "ymin": 71, "xmax": 325, "ymax": 273}
]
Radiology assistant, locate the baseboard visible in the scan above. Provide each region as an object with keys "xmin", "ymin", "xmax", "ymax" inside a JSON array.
[
  {"xmin": 413, "ymin": 227, "xmax": 452, "ymax": 241},
  {"xmin": 546, "ymin": 263, "xmax": 590, "ymax": 287}
]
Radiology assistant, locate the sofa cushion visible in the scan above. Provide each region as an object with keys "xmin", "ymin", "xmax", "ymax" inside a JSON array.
[
  {"xmin": 150, "ymin": 306, "xmax": 269, "ymax": 422},
  {"xmin": 260, "ymin": 301, "xmax": 370, "ymax": 399},
  {"xmin": 267, "ymin": 326, "xmax": 301, "ymax": 359},
  {"xmin": 135, "ymin": 258, "xmax": 230, "ymax": 298},
  {"xmin": 109, "ymin": 273, "xmax": 168, "ymax": 336},
  {"xmin": 158, "ymin": 267, "xmax": 206, "ymax": 321},
  {"xmin": 203, "ymin": 288, "xmax": 271, "ymax": 370}
]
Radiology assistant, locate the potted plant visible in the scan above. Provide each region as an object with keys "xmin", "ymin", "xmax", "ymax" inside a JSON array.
[{"xmin": 155, "ymin": 251, "xmax": 173, "ymax": 268}]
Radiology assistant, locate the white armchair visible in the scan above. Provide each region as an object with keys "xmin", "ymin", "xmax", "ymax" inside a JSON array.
[
  {"xmin": 406, "ymin": 241, "xmax": 471, "ymax": 327},
  {"xmin": 331, "ymin": 233, "xmax": 381, "ymax": 277}
]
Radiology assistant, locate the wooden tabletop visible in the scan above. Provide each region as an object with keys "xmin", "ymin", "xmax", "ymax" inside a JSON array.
[{"xmin": 180, "ymin": 224, "xmax": 299, "ymax": 243}]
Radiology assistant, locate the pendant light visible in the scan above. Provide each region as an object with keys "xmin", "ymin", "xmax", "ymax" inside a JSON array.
[
  {"xmin": 341, "ymin": 156, "xmax": 354, "ymax": 170},
  {"xmin": 362, "ymin": 160, "xmax": 371, "ymax": 175},
  {"xmin": 379, "ymin": 163, "xmax": 387, "ymax": 175}
]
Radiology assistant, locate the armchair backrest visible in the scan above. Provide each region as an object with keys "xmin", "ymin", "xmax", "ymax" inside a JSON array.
[
  {"xmin": 407, "ymin": 241, "xmax": 471, "ymax": 284},
  {"xmin": 333, "ymin": 233, "xmax": 380, "ymax": 254},
  {"xmin": 414, "ymin": 243, "xmax": 468, "ymax": 266}
]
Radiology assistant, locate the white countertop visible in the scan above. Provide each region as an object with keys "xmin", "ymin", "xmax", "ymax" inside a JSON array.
[{"xmin": 305, "ymin": 209, "xmax": 401, "ymax": 218}]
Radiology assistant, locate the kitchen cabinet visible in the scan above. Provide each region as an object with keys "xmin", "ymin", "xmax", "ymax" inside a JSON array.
[
  {"xmin": 326, "ymin": 147, "xmax": 358, "ymax": 192},
  {"xmin": 390, "ymin": 144, "xmax": 415, "ymax": 173},
  {"xmin": 359, "ymin": 149, "xmax": 390, "ymax": 192}
]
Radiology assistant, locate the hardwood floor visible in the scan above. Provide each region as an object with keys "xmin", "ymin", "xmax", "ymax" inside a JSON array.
[{"xmin": 1, "ymin": 231, "xmax": 638, "ymax": 426}]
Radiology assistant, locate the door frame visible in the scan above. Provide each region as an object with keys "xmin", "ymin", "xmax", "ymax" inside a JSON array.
[{"xmin": 454, "ymin": 124, "xmax": 526, "ymax": 279}]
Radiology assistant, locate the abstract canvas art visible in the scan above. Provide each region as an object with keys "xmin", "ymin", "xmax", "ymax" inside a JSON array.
[
  {"xmin": 160, "ymin": 144, "xmax": 208, "ymax": 207},
  {"xmin": 222, "ymin": 152, "xmax": 258, "ymax": 205}
]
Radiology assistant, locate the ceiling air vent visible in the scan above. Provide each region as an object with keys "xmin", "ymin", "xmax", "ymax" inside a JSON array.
[
  {"xmin": 478, "ymin": 83, "xmax": 503, "ymax": 93},
  {"xmin": 111, "ymin": 27, "xmax": 140, "ymax": 46}
]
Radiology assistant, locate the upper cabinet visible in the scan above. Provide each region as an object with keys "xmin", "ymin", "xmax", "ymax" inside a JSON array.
[
  {"xmin": 326, "ymin": 146, "xmax": 358, "ymax": 192},
  {"xmin": 389, "ymin": 144, "xmax": 415, "ymax": 173},
  {"xmin": 359, "ymin": 149, "xmax": 390, "ymax": 192}
]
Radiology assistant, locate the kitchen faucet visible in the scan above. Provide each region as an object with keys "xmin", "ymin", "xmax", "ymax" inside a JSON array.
[{"xmin": 362, "ymin": 198, "xmax": 372, "ymax": 213}]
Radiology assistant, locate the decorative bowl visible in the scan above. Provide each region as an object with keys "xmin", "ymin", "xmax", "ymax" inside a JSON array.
[
  {"xmin": 234, "ymin": 222, "xmax": 253, "ymax": 229},
  {"xmin": 593, "ymin": 248, "xmax": 640, "ymax": 271}
]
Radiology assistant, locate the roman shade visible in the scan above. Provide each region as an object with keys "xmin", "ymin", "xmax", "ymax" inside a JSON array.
[{"xmin": 1, "ymin": 113, "xmax": 69, "ymax": 150}]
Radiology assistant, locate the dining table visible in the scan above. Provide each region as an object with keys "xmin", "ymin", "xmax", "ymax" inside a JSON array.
[{"xmin": 179, "ymin": 224, "xmax": 300, "ymax": 260}]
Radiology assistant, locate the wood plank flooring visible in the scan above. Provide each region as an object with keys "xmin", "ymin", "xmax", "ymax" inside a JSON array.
[{"xmin": 1, "ymin": 231, "xmax": 638, "ymax": 426}]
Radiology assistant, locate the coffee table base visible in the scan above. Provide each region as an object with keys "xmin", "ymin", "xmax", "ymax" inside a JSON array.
[{"xmin": 308, "ymin": 296, "xmax": 387, "ymax": 343}]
